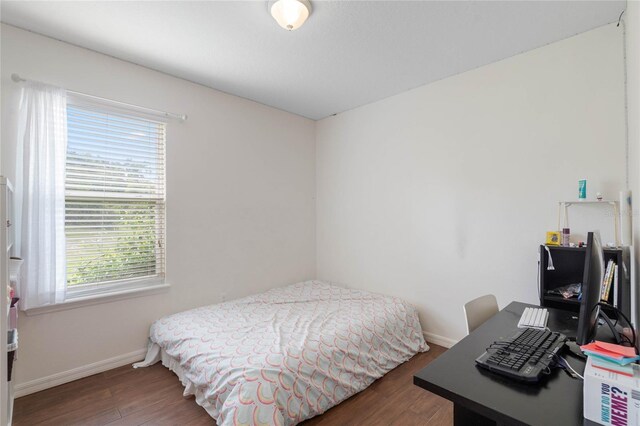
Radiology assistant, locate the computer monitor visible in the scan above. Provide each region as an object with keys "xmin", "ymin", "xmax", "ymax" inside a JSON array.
[{"xmin": 576, "ymin": 231, "xmax": 605, "ymax": 345}]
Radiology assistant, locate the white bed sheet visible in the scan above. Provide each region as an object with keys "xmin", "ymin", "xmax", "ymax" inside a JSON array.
[{"xmin": 136, "ymin": 280, "xmax": 428, "ymax": 425}]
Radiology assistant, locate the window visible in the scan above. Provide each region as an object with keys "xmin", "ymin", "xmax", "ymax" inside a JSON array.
[{"xmin": 65, "ymin": 100, "xmax": 166, "ymax": 298}]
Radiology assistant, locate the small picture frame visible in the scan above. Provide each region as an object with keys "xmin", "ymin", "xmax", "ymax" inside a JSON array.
[{"xmin": 546, "ymin": 231, "xmax": 561, "ymax": 246}]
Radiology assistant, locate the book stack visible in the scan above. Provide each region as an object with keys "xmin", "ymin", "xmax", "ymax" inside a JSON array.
[
  {"xmin": 583, "ymin": 355, "xmax": 640, "ymax": 425},
  {"xmin": 581, "ymin": 341, "xmax": 640, "ymax": 366},
  {"xmin": 600, "ymin": 259, "xmax": 618, "ymax": 306}
]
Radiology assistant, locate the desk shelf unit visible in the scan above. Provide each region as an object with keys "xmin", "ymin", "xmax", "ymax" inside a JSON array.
[{"xmin": 539, "ymin": 245, "xmax": 630, "ymax": 319}]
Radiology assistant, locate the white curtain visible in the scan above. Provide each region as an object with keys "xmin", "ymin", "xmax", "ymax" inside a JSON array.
[{"xmin": 15, "ymin": 81, "xmax": 67, "ymax": 310}]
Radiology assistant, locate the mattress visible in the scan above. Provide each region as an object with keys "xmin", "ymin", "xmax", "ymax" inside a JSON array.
[{"xmin": 135, "ymin": 280, "xmax": 428, "ymax": 425}]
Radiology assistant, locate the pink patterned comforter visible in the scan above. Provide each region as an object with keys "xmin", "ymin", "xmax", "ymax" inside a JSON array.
[{"xmin": 148, "ymin": 280, "xmax": 428, "ymax": 425}]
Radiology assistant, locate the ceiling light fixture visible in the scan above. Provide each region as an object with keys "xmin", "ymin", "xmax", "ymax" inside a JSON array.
[{"xmin": 270, "ymin": 0, "xmax": 312, "ymax": 31}]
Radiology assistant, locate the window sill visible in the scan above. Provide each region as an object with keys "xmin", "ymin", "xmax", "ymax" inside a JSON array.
[{"xmin": 23, "ymin": 283, "xmax": 170, "ymax": 316}]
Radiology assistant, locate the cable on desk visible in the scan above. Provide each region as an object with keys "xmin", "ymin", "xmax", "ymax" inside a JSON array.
[
  {"xmin": 593, "ymin": 302, "xmax": 637, "ymax": 352},
  {"xmin": 486, "ymin": 339, "xmax": 586, "ymax": 380},
  {"xmin": 556, "ymin": 355, "xmax": 583, "ymax": 380}
]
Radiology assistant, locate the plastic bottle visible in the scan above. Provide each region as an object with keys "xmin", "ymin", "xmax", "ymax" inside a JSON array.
[{"xmin": 562, "ymin": 228, "xmax": 570, "ymax": 247}]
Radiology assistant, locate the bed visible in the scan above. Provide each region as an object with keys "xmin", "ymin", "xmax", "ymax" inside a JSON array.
[{"xmin": 134, "ymin": 280, "xmax": 428, "ymax": 425}]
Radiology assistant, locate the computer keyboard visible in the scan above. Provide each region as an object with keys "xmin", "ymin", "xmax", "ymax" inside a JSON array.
[
  {"xmin": 475, "ymin": 328, "xmax": 567, "ymax": 382},
  {"xmin": 517, "ymin": 307, "xmax": 549, "ymax": 329}
]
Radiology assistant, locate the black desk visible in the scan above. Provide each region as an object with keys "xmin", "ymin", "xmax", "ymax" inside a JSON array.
[{"xmin": 413, "ymin": 301, "xmax": 596, "ymax": 426}]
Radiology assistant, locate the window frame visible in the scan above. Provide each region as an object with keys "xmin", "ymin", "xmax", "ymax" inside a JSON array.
[{"xmin": 62, "ymin": 95, "xmax": 168, "ymax": 303}]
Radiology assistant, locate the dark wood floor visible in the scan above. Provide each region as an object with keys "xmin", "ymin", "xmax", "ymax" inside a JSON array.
[{"xmin": 14, "ymin": 343, "xmax": 451, "ymax": 426}]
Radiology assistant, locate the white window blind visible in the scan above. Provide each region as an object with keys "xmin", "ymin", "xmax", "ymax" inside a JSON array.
[{"xmin": 65, "ymin": 102, "xmax": 166, "ymax": 295}]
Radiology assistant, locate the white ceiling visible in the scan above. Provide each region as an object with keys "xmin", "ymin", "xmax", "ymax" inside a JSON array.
[{"xmin": 0, "ymin": 1, "xmax": 626, "ymax": 120}]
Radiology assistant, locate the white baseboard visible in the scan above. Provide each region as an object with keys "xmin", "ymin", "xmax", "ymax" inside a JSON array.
[
  {"xmin": 423, "ymin": 331, "xmax": 458, "ymax": 349},
  {"xmin": 13, "ymin": 332, "xmax": 456, "ymax": 398},
  {"xmin": 14, "ymin": 348, "xmax": 147, "ymax": 398}
]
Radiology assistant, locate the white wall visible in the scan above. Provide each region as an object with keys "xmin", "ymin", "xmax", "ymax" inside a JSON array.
[
  {"xmin": 0, "ymin": 24, "xmax": 316, "ymax": 388},
  {"xmin": 316, "ymin": 24, "xmax": 626, "ymax": 344},
  {"xmin": 627, "ymin": 1, "xmax": 640, "ymax": 331}
]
